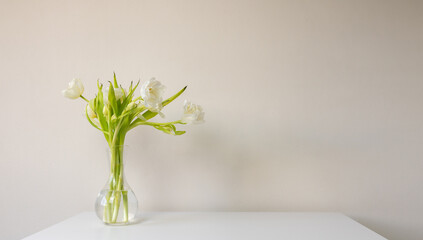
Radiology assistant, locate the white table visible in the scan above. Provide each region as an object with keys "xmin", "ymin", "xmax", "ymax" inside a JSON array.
[{"xmin": 23, "ymin": 212, "xmax": 386, "ymax": 240}]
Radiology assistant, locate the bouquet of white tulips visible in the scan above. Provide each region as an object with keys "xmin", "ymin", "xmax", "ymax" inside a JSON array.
[{"xmin": 63, "ymin": 73, "xmax": 204, "ymax": 224}]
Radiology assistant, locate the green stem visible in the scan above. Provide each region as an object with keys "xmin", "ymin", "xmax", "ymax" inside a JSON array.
[
  {"xmin": 111, "ymin": 147, "xmax": 122, "ymax": 222},
  {"xmin": 102, "ymin": 110, "xmax": 130, "ymax": 224},
  {"xmin": 128, "ymin": 120, "xmax": 184, "ymax": 131},
  {"xmin": 132, "ymin": 96, "xmax": 142, "ymax": 102},
  {"xmin": 80, "ymin": 95, "xmax": 89, "ymax": 102},
  {"xmin": 122, "ymin": 191, "xmax": 128, "ymax": 222},
  {"xmin": 103, "ymin": 133, "xmax": 129, "ymax": 224},
  {"xmin": 104, "ymin": 147, "xmax": 117, "ymax": 223}
]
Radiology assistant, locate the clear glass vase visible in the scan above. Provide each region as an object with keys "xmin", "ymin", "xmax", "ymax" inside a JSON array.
[{"xmin": 95, "ymin": 145, "xmax": 138, "ymax": 225}]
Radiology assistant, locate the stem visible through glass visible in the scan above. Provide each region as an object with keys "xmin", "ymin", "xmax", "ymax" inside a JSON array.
[{"xmin": 104, "ymin": 145, "xmax": 128, "ymax": 224}]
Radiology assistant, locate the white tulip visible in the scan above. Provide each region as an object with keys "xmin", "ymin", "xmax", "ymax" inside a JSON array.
[
  {"xmin": 103, "ymin": 86, "xmax": 125, "ymax": 104},
  {"xmin": 86, "ymin": 105, "xmax": 100, "ymax": 128},
  {"xmin": 126, "ymin": 102, "xmax": 137, "ymax": 110},
  {"xmin": 62, "ymin": 78, "xmax": 84, "ymax": 99},
  {"xmin": 103, "ymin": 106, "xmax": 109, "ymax": 116},
  {"xmin": 181, "ymin": 100, "xmax": 205, "ymax": 124},
  {"xmin": 114, "ymin": 88, "xmax": 125, "ymax": 100},
  {"xmin": 92, "ymin": 118, "xmax": 100, "ymax": 128},
  {"xmin": 140, "ymin": 78, "xmax": 165, "ymax": 112},
  {"xmin": 86, "ymin": 105, "xmax": 97, "ymax": 119}
]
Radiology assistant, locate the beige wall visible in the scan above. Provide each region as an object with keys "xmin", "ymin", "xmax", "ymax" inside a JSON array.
[{"xmin": 1, "ymin": 0, "xmax": 422, "ymax": 239}]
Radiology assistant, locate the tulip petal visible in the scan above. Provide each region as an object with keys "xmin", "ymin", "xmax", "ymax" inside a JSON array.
[
  {"xmin": 62, "ymin": 78, "xmax": 84, "ymax": 99},
  {"xmin": 62, "ymin": 89, "xmax": 79, "ymax": 99},
  {"xmin": 139, "ymin": 86, "xmax": 187, "ymax": 122}
]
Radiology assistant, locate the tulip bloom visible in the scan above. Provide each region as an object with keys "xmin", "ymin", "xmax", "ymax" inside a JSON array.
[
  {"xmin": 181, "ymin": 100, "xmax": 205, "ymax": 124},
  {"xmin": 103, "ymin": 86, "xmax": 125, "ymax": 104},
  {"xmin": 140, "ymin": 78, "xmax": 165, "ymax": 112},
  {"xmin": 86, "ymin": 105, "xmax": 97, "ymax": 119},
  {"xmin": 62, "ymin": 79, "xmax": 84, "ymax": 99}
]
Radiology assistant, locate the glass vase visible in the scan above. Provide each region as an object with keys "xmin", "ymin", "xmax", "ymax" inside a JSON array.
[{"xmin": 95, "ymin": 145, "xmax": 138, "ymax": 225}]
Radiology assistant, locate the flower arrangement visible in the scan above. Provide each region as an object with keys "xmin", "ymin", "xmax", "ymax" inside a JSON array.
[{"xmin": 62, "ymin": 73, "xmax": 204, "ymax": 224}]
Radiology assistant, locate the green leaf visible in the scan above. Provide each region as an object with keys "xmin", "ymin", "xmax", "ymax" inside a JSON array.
[
  {"xmin": 113, "ymin": 72, "xmax": 118, "ymax": 88},
  {"xmin": 97, "ymin": 79, "xmax": 102, "ymax": 89},
  {"xmin": 135, "ymin": 122, "xmax": 186, "ymax": 136},
  {"xmin": 94, "ymin": 86, "xmax": 109, "ymax": 133},
  {"xmin": 152, "ymin": 124, "xmax": 185, "ymax": 136},
  {"xmin": 85, "ymin": 105, "xmax": 110, "ymax": 137},
  {"xmin": 108, "ymin": 82, "xmax": 118, "ymax": 116},
  {"xmin": 153, "ymin": 125, "xmax": 172, "ymax": 134},
  {"xmin": 162, "ymin": 86, "xmax": 187, "ymax": 107},
  {"xmin": 88, "ymin": 99, "xmax": 96, "ymax": 114},
  {"xmin": 121, "ymin": 81, "xmax": 140, "ymax": 110},
  {"xmin": 128, "ymin": 81, "xmax": 133, "ymax": 92}
]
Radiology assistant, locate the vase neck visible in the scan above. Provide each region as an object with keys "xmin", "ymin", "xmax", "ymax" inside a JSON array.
[{"xmin": 106, "ymin": 145, "xmax": 127, "ymax": 190}]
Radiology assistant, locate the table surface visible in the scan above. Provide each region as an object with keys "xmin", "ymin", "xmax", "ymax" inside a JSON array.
[{"xmin": 23, "ymin": 212, "xmax": 386, "ymax": 240}]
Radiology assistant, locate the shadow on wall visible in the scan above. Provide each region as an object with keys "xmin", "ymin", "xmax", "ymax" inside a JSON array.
[
  {"xmin": 123, "ymin": 123, "xmax": 339, "ymax": 211},
  {"xmin": 124, "ymin": 126, "xmax": 267, "ymax": 211}
]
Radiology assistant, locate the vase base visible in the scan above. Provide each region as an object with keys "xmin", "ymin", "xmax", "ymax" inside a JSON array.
[{"xmin": 104, "ymin": 221, "xmax": 130, "ymax": 226}]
